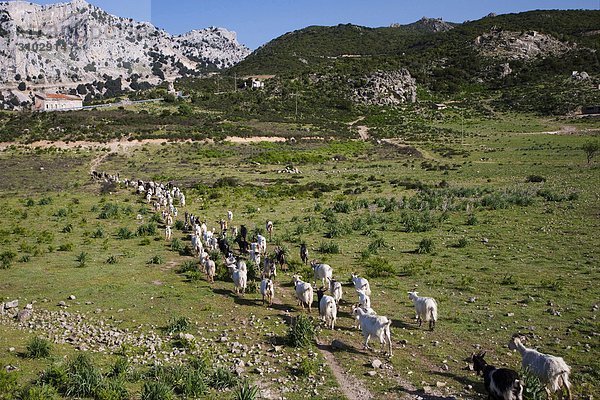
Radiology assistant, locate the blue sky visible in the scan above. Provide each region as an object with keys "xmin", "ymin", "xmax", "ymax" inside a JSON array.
[{"xmin": 29, "ymin": 0, "xmax": 600, "ymax": 49}]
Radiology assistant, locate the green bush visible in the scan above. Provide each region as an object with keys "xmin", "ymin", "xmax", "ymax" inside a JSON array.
[
  {"xmin": 57, "ymin": 243, "xmax": 74, "ymax": 252},
  {"xmin": 26, "ymin": 336, "xmax": 52, "ymax": 359},
  {"xmin": 287, "ymin": 315, "xmax": 316, "ymax": 348},
  {"xmin": 417, "ymin": 238, "xmax": 435, "ymax": 254},
  {"xmin": 170, "ymin": 238, "xmax": 184, "ymax": 252},
  {"xmin": 522, "ymin": 368, "xmax": 545, "ymax": 400},
  {"xmin": 116, "ymin": 227, "xmax": 134, "ymax": 240},
  {"xmin": 164, "ymin": 316, "xmax": 190, "ymax": 334},
  {"xmin": 75, "ymin": 251, "xmax": 88, "ymax": 268},
  {"xmin": 233, "ymin": 379, "xmax": 259, "ymax": 400},
  {"xmin": 95, "ymin": 378, "xmax": 129, "ymax": 400},
  {"xmin": 0, "ymin": 368, "xmax": 19, "ymax": 397},
  {"xmin": 0, "ymin": 250, "xmax": 16, "ymax": 269},
  {"xmin": 210, "ymin": 367, "xmax": 237, "ymax": 390},
  {"xmin": 91, "ymin": 227, "xmax": 105, "ymax": 238},
  {"xmin": 19, "ymin": 384, "xmax": 61, "ymax": 400},
  {"xmin": 364, "ymin": 256, "xmax": 395, "ymax": 278},
  {"xmin": 141, "ymin": 381, "xmax": 174, "ymax": 400},
  {"xmin": 39, "ymin": 364, "xmax": 68, "ymax": 393},
  {"xmin": 148, "ymin": 255, "xmax": 163, "ymax": 265},
  {"xmin": 466, "ymin": 214, "xmax": 478, "ymax": 225},
  {"xmin": 99, "ymin": 203, "xmax": 121, "ymax": 219},
  {"xmin": 106, "ymin": 255, "xmax": 118, "ymax": 265},
  {"xmin": 137, "ymin": 223, "xmax": 157, "ymax": 237},
  {"xmin": 65, "ymin": 353, "xmax": 101, "ymax": 398},
  {"xmin": 295, "ymin": 357, "xmax": 319, "ymax": 377},
  {"xmin": 317, "ymin": 241, "xmax": 340, "ymax": 254}
]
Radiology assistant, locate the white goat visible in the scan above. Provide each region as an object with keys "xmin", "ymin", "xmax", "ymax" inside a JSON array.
[
  {"xmin": 231, "ymin": 266, "xmax": 247, "ymax": 296},
  {"xmin": 318, "ymin": 294, "xmax": 337, "ymax": 330},
  {"xmin": 165, "ymin": 226, "xmax": 172, "ymax": 241},
  {"xmin": 351, "ymin": 273, "xmax": 371, "ymax": 296},
  {"xmin": 260, "ymin": 278, "xmax": 274, "ymax": 306},
  {"xmin": 329, "ymin": 278, "xmax": 343, "ymax": 304},
  {"xmin": 408, "ymin": 291, "xmax": 438, "ymax": 331},
  {"xmin": 227, "ymin": 210, "xmax": 233, "ymax": 221},
  {"xmin": 292, "ymin": 275, "xmax": 314, "ymax": 312},
  {"xmin": 356, "ymin": 288, "xmax": 371, "ymax": 309},
  {"xmin": 352, "ymin": 306, "xmax": 393, "ymax": 356},
  {"xmin": 311, "ymin": 261, "xmax": 333, "ymax": 288},
  {"xmin": 203, "ymin": 258, "xmax": 216, "ymax": 283},
  {"xmin": 508, "ymin": 335, "xmax": 571, "ymax": 400},
  {"xmin": 353, "ymin": 304, "xmax": 377, "ymax": 329}
]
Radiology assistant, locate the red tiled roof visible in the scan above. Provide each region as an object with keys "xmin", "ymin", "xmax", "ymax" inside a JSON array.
[{"xmin": 38, "ymin": 93, "xmax": 82, "ymax": 101}]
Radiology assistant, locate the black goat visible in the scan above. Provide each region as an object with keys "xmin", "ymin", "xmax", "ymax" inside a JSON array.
[
  {"xmin": 472, "ymin": 351, "xmax": 523, "ymax": 400},
  {"xmin": 300, "ymin": 243, "xmax": 309, "ymax": 265}
]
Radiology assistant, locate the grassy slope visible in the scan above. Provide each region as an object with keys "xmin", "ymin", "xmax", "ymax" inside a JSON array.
[{"xmin": 0, "ymin": 116, "xmax": 598, "ymax": 398}]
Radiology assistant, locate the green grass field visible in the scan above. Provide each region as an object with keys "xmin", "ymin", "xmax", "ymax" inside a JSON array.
[{"xmin": 0, "ymin": 112, "xmax": 598, "ymax": 399}]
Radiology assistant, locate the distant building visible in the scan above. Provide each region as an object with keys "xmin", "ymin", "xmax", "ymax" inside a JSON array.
[
  {"xmin": 251, "ymin": 78, "xmax": 264, "ymax": 89},
  {"xmin": 243, "ymin": 75, "xmax": 275, "ymax": 90},
  {"xmin": 432, "ymin": 103, "xmax": 448, "ymax": 110},
  {"xmin": 33, "ymin": 93, "xmax": 83, "ymax": 111}
]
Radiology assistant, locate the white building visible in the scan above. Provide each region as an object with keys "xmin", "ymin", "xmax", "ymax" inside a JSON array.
[{"xmin": 33, "ymin": 93, "xmax": 83, "ymax": 112}]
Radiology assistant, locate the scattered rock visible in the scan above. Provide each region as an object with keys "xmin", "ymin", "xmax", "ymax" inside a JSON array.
[
  {"xmin": 68, "ymin": 295, "xmax": 76, "ymax": 300},
  {"xmin": 366, "ymin": 370, "xmax": 377, "ymax": 377},
  {"xmin": 351, "ymin": 69, "xmax": 417, "ymax": 106},
  {"xmin": 58, "ymin": 301, "xmax": 66, "ymax": 307},
  {"xmin": 5, "ymin": 300, "xmax": 18, "ymax": 309},
  {"xmin": 371, "ymin": 359, "xmax": 383, "ymax": 369}
]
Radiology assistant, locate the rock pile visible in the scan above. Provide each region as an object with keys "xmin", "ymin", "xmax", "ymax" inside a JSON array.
[{"xmin": 351, "ymin": 69, "xmax": 417, "ymax": 106}]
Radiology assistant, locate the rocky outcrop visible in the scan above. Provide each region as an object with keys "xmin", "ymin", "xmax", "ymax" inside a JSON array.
[
  {"xmin": 351, "ymin": 69, "xmax": 417, "ymax": 106},
  {"xmin": 0, "ymin": 0, "xmax": 250, "ymax": 85},
  {"xmin": 474, "ymin": 29, "xmax": 574, "ymax": 61}
]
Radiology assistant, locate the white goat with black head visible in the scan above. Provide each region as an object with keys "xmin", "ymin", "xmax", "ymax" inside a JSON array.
[
  {"xmin": 508, "ymin": 335, "xmax": 571, "ymax": 400},
  {"xmin": 316, "ymin": 289, "xmax": 337, "ymax": 330}
]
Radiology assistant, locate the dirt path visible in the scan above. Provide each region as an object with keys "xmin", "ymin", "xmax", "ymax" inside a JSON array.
[
  {"xmin": 348, "ymin": 116, "xmax": 370, "ymax": 141},
  {"xmin": 316, "ymin": 342, "xmax": 374, "ymax": 400}
]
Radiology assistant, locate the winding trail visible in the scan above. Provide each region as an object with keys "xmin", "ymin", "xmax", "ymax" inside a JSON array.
[{"xmin": 316, "ymin": 342, "xmax": 374, "ymax": 400}]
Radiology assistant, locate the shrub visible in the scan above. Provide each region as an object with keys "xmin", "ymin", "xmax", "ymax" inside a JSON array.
[
  {"xmin": 26, "ymin": 336, "xmax": 52, "ymax": 359},
  {"xmin": 317, "ymin": 241, "xmax": 340, "ymax": 254},
  {"xmin": 148, "ymin": 255, "xmax": 163, "ymax": 265},
  {"xmin": 466, "ymin": 214, "xmax": 478, "ymax": 225},
  {"xmin": 0, "ymin": 250, "xmax": 16, "ymax": 269},
  {"xmin": 287, "ymin": 315, "xmax": 315, "ymax": 348},
  {"xmin": 170, "ymin": 238, "xmax": 184, "ymax": 252},
  {"xmin": 295, "ymin": 357, "xmax": 319, "ymax": 377},
  {"xmin": 39, "ymin": 364, "xmax": 68, "ymax": 392},
  {"xmin": 325, "ymin": 222, "xmax": 351, "ymax": 238},
  {"xmin": 99, "ymin": 203, "xmax": 121, "ymax": 219},
  {"xmin": 136, "ymin": 223, "xmax": 157, "ymax": 237},
  {"xmin": 164, "ymin": 316, "xmax": 190, "ymax": 334},
  {"xmin": 174, "ymin": 220, "xmax": 185, "ymax": 230},
  {"xmin": 210, "ymin": 367, "xmax": 237, "ymax": 390},
  {"xmin": 522, "ymin": 368, "xmax": 545, "ymax": 400},
  {"xmin": 91, "ymin": 228, "xmax": 105, "ymax": 238},
  {"xmin": 65, "ymin": 354, "xmax": 101, "ymax": 398},
  {"xmin": 96, "ymin": 378, "xmax": 129, "ymax": 400},
  {"xmin": 116, "ymin": 227, "xmax": 134, "ymax": 240},
  {"xmin": 106, "ymin": 255, "xmax": 118, "ymax": 265},
  {"xmin": 177, "ymin": 260, "xmax": 197, "ymax": 274},
  {"xmin": 364, "ymin": 256, "xmax": 395, "ymax": 278},
  {"xmin": 19, "ymin": 384, "xmax": 61, "ymax": 400},
  {"xmin": 526, "ymin": 175, "xmax": 546, "ymax": 183},
  {"xmin": 109, "ymin": 357, "xmax": 129, "ymax": 378},
  {"xmin": 75, "ymin": 251, "xmax": 88, "ymax": 267},
  {"xmin": 332, "ymin": 201, "xmax": 353, "ymax": 213},
  {"xmin": 0, "ymin": 368, "xmax": 19, "ymax": 398},
  {"xmin": 501, "ymin": 274, "xmax": 516, "ymax": 286},
  {"xmin": 58, "ymin": 243, "xmax": 74, "ymax": 252},
  {"xmin": 456, "ymin": 237, "xmax": 469, "ymax": 248},
  {"xmin": 62, "ymin": 224, "xmax": 74, "ymax": 233},
  {"xmin": 233, "ymin": 379, "xmax": 259, "ymax": 400},
  {"xmin": 367, "ymin": 237, "xmax": 388, "ymax": 253},
  {"xmin": 141, "ymin": 381, "xmax": 174, "ymax": 400},
  {"xmin": 417, "ymin": 238, "xmax": 435, "ymax": 254}
]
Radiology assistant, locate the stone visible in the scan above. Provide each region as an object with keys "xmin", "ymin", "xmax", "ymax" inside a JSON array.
[
  {"xmin": 5, "ymin": 300, "xmax": 18, "ymax": 309},
  {"xmin": 58, "ymin": 301, "xmax": 66, "ymax": 307},
  {"xmin": 68, "ymin": 295, "xmax": 76, "ymax": 300},
  {"xmin": 366, "ymin": 370, "xmax": 377, "ymax": 377},
  {"xmin": 331, "ymin": 339, "xmax": 348, "ymax": 350},
  {"xmin": 371, "ymin": 359, "xmax": 383, "ymax": 369},
  {"xmin": 436, "ymin": 381, "xmax": 447, "ymax": 388}
]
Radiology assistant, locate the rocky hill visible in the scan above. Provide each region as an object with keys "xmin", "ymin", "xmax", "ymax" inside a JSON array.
[{"xmin": 0, "ymin": 0, "xmax": 250, "ymax": 87}]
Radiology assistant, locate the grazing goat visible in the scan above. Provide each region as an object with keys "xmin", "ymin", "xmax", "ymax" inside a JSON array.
[
  {"xmin": 203, "ymin": 258, "xmax": 216, "ymax": 283},
  {"xmin": 351, "ymin": 273, "xmax": 371, "ymax": 297},
  {"xmin": 227, "ymin": 210, "xmax": 233, "ymax": 221},
  {"xmin": 329, "ymin": 278, "xmax": 343, "ymax": 304},
  {"xmin": 353, "ymin": 304, "xmax": 376, "ymax": 329},
  {"xmin": 316, "ymin": 289, "xmax": 337, "ymax": 330},
  {"xmin": 508, "ymin": 335, "xmax": 571, "ymax": 400},
  {"xmin": 300, "ymin": 243, "xmax": 309, "ymax": 265},
  {"xmin": 257, "ymin": 234, "xmax": 267, "ymax": 255},
  {"xmin": 165, "ymin": 226, "xmax": 172, "ymax": 241},
  {"xmin": 407, "ymin": 291, "xmax": 437, "ymax": 330},
  {"xmin": 311, "ymin": 260, "xmax": 333, "ymax": 288},
  {"xmin": 472, "ymin": 351, "xmax": 523, "ymax": 400},
  {"xmin": 263, "ymin": 257, "xmax": 277, "ymax": 281},
  {"xmin": 260, "ymin": 278, "xmax": 274, "ymax": 306},
  {"xmin": 266, "ymin": 220, "xmax": 274, "ymax": 239},
  {"xmin": 292, "ymin": 275, "xmax": 314, "ymax": 312},
  {"xmin": 274, "ymin": 247, "xmax": 286, "ymax": 271},
  {"xmin": 352, "ymin": 305, "xmax": 392, "ymax": 356}
]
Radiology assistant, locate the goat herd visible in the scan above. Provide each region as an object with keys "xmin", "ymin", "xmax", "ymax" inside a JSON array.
[{"xmin": 91, "ymin": 171, "xmax": 574, "ymax": 400}]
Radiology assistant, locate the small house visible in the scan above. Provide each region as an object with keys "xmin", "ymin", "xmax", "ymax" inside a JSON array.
[{"xmin": 33, "ymin": 93, "xmax": 83, "ymax": 112}]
